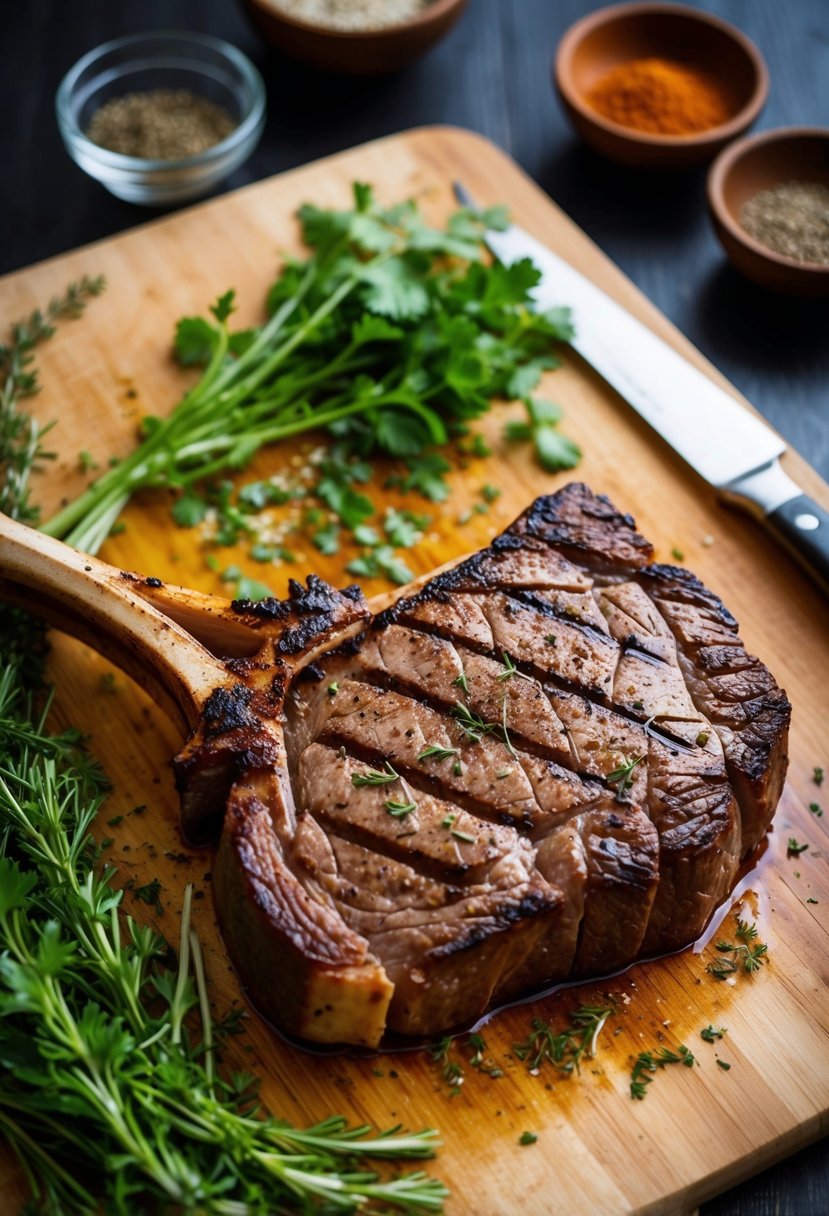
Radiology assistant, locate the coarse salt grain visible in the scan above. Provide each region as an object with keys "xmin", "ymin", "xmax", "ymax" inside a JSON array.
[{"xmin": 266, "ymin": 0, "xmax": 435, "ymax": 32}]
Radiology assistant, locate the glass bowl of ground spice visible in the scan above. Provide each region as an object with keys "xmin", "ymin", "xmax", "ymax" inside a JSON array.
[
  {"xmin": 708, "ymin": 128, "xmax": 829, "ymax": 296},
  {"xmin": 555, "ymin": 2, "xmax": 767, "ymax": 169},
  {"xmin": 57, "ymin": 31, "xmax": 266, "ymax": 205},
  {"xmin": 240, "ymin": 0, "xmax": 467, "ymax": 75}
]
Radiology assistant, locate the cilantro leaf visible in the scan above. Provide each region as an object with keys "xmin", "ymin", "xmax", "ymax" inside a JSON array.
[
  {"xmin": 395, "ymin": 454, "xmax": 452, "ymax": 502},
  {"xmin": 361, "ymin": 257, "xmax": 431, "ymax": 320},
  {"xmin": 173, "ymin": 316, "xmax": 218, "ymax": 367},
  {"xmin": 312, "ymin": 522, "xmax": 340, "ymax": 555},
  {"xmin": 316, "ymin": 477, "xmax": 374, "ymax": 530},
  {"xmin": 384, "ymin": 506, "xmax": 429, "ymax": 549},
  {"xmin": 171, "ymin": 490, "xmax": 208, "ymax": 528},
  {"xmin": 534, "ymin": 426, "xmax": 582, "ymax": 472}
]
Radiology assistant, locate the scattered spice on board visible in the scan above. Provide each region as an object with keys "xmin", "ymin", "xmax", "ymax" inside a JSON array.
[
  {"xmin": 268, "ymin": 0, "xmax": 435, "ymax": 31},
  {"xmin": 740, "ymin": 181, "xmax": 829, "ymax": 265},
  {"xmin": 587, "ymin": 58, "xmax": 732, "ymax": 135},
  {"xmin": 86, "ymin": 89, "xmax": 236, "ymax": 160}
]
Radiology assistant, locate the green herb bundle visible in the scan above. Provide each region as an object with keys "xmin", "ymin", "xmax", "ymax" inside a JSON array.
[
  {"xmin": 43, "ymin": 184, "xmax": 576, "ymax": 555},
  {"xmin": 0, "ymin": 290, "xmax": 446, "ymax": 1213}
]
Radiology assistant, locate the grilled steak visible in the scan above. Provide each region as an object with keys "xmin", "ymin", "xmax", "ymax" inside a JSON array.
[{"xmin": 178, "ymin": 484, "xmax": 789, "ymax": 1047}]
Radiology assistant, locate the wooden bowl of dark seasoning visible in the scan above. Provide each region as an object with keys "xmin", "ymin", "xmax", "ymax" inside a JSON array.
[
  {"xmin": 708, "ymin": 127, "xmax": 829, "ymax": 296},
  {"xmin": 555, "ymin": 2, "xmax": 768, "ymax": 168},
  {"xmin": 241, "ymin": 0, "xmax": 467, "ymax": 74}
]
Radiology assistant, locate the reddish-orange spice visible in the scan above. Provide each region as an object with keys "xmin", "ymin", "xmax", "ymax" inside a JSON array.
[{"xmin": 587, "ymin": 58, "xmax": 732, "ymax": 136}]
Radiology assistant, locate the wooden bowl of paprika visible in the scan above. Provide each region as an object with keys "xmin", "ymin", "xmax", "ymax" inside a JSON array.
[{"xmin": 554, "ymin": 2, "xmax": 768, "ymax": 169}]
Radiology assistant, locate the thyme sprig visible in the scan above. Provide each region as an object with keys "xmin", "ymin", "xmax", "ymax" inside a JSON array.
[{"xmin": 1, "ymin": 276, "xmax": 105, "ymax": 525}]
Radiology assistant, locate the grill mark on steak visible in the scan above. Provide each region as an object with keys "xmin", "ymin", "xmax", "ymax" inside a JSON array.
[{"xmin": 199, "ymin": 483, "xmax": 788, "ymax": 1048}]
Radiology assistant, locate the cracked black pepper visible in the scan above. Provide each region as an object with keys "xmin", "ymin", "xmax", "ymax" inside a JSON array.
[
  {"xmin": 86, "ymin": 89, "xmax": 236, "ymax": 160},
  {"xmin": 740, "ymin": 180, "xmax": 829, "ymax": 266}
]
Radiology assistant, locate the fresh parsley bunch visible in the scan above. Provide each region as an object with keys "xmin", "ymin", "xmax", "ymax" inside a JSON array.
[{"xmin": 43, "ymin": 184, "xmax": 577, "ymax": 555}]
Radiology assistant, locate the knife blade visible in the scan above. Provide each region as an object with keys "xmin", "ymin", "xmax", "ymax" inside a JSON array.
[{"xmin": 455, "ymin": 182, "xmax": 829, "ymax": 593}]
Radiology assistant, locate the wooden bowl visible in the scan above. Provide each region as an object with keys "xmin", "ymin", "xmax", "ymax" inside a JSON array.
[
  {"xmin": 554, "ymin": 2, "xmax": 768, "ymax": 169},
  {"xmin": 708, "ymin": 127, "xmax": 829, "ymax": 295},
  {"xmin": 240, "ymin": 0, "xmax": 467, "ymax": 75}
]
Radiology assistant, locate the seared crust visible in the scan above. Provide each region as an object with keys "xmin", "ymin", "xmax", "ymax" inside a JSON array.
[{"xmin": 176, "ymin": 484, "xmax": 789, "ymax": 1047}]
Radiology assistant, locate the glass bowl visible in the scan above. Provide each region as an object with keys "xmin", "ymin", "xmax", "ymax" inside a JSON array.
[{"xmin": 56, "ymin": 31, "xmax": 266, "ymax": 206}]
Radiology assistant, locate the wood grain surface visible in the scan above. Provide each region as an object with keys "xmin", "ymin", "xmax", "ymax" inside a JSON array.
[{"xmin": 1, "ymin": 127, "xmax": 827, "ymax": 1216}]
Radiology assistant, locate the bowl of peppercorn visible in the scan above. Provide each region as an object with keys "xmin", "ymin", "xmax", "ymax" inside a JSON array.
[
  {"xmin": 554, "ymin": 2, "xmax": 768, "ymax": 169},
  {"xmin": 708, "ymin": 127, "xmax": 829, "ymax": 295},
  {"xmin": 56, "ymin": 31, "xmax": 266, "ymax": 205}
]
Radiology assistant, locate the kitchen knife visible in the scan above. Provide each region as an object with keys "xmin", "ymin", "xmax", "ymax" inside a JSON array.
[{"xmin": 455, "ymin": 182, "xmax": 829, "ymax": 593}]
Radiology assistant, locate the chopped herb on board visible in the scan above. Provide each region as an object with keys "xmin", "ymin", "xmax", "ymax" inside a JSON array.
[
  {"xmin": 717, "ymin": 1059, "xmax": 732, "ymax": 1071},
  {"xmin": 814, "ymin": 766, "xmax": 824, "ymax": 787},
  {"xmin": 513, "ymin": 1005, "xmax": 613, "ymax": 1075},
  {"xmin": 809, "ymin": 802, "xmax": 823, "ymax": 817},
  {"xmin": 707, "ymin": 915, "xmax": 768, "ymax": 978},
  {"xmin": 787, "ymin": 837, "xmax": 809, "ymax": 856},
  {"xmin": 700, "ymin": 1025, "xmax": 726, "ymax": 1043},
  {"xmin": 630, "ymin": 1045, "xmax": 696, "ymax": 1100},
  {"xmin": 518, "ymin": 1132, "xmax": 538, "ymax": 1146}
]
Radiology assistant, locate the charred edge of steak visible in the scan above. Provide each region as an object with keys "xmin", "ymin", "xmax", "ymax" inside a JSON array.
[
  {"xmin": 231, "ymin": 575, "xmax": 369, "ymax": 657},
  {"xmin": 201, "ymin": 684, "xmax": 259, "ymax": 737},
  {"xmin": 511, "ymin": 482, "xmax": 653, "ymax": 570},
  {"xmin": 377, "ymin": 483, "xmax": 652, "ymax": 627}
]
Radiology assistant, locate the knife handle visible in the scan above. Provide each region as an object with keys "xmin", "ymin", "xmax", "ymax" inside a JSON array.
[{"xmin": 766, "ymin": 495, "xmax": 829, "ymax": 592}]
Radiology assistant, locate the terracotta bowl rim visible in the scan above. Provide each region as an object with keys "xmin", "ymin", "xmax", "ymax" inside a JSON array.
[
  {"xmin": 554, "ymin": 0, "xmax": 769, "ymax": 150},
  {"xmin": 243, "ymin": 0, "xmax": 465, "ymax": 41},
  {"xmin": 707, "ymin": 125, "xmax": 829, "ymax": 277}
]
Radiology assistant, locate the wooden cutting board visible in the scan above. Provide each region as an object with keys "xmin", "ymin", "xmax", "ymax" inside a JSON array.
[{"xmin": 1, "ymin": 127, "xmax": 827, "ymax": 1215}]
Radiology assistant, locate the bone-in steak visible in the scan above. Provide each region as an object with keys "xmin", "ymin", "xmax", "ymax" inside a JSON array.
[{"xmin": 180, "ymin": 485, "xmax": 789, "ymax": 1047}]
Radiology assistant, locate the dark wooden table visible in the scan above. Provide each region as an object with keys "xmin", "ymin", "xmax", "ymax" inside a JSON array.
[{"xmin": 3, "ymin": 1, "xmax": 828, "ymax": 1211}]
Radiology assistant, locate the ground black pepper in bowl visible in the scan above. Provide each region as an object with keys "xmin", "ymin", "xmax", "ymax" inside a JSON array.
[
  {"xmin": 740, "ymin": 180, "xmax": 829, "ymax": 265},
  {"xmin": 86, "ymin": 89, "xmax": 237, "ymax": 160}
]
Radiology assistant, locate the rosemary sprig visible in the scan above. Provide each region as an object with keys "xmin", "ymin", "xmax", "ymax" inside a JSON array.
[
  {"xmin": 352, "ymin": 762, "xmax": 400, "ymax": 787},
  {"xmin": 451, "ymin": 702, "xmax": 496, "ymax": 743},
  {"xmin": 418, "ymin": 745, "xmax": 459, "ymax": 763},
  {"xmin": 497, "ymin": 652, "xmax": 531, "ymax": 683},
  {"xmin": 385, "ymin": 798, "xmax": 417, "ymax": 818}
]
